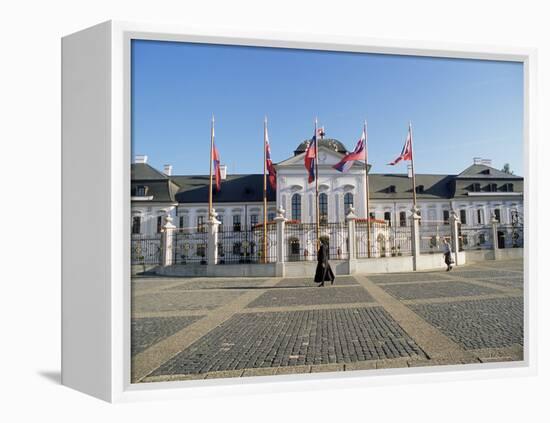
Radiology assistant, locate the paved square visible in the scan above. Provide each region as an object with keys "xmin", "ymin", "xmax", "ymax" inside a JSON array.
[
  {"xmin": 367, "ymin": 272, "xmax": 451, "ymax": 284},
  {"xmin": 131, "ymin": 258, "xmax": 524, "ymax": 383},
  {"xmin": 132, "ymin": 316, "xmax": 203, "ymax": 356},
  {"xmin": 276, "ymin": 276, "xmax": 359, "ymax": 288},
  {"xmin": 410, "ymin": 297, "xmax": 523, "ymax": 350},
  {"xmin": 380, "ymin": 281, "xmax": 501, "ymax": 300},
  {"xmin": 165, "ymin": 278, "xmax": 268, "ymax": 290},
  {"xmin": 132, "ymin": 291, "xmax": 244, "ymax": 313},
  {"xmin": 246, "ymin": 286, "xmax": 375, "ymax": 308},
  {"xmin": 150, "ymin": 307, "xmax": 426, "ymax": 376}
]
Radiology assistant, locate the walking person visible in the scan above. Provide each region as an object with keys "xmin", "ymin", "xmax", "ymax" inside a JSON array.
[
  {"xmin": 442, "ymin": 237, "xmax": 453, "ymax": 271},
  {"xmin": 314, "ymin": 239, "xmax": 335, "ymax": 286}
]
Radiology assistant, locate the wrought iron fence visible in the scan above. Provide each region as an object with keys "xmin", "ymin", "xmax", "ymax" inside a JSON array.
[
  {"xmin": 458, "ymin": 224, "xmax": 493, "ymax": 251},
  {"xmin": 284, "ymin": 222, "xmax": 349, "ymax": 261},
  {"xmin": 172, "ymin": 229, "xmax": 208, "ymax": 264},
  {"xmin": 356, "ymin": 220, "xmax": 407, "ymax": 258},
  {"xmin": 131, "ymin": 234, "xmax": 162, "ymax": 265},
  {"xmin": 250, "ymin": 224, "xmax": 278, "ymax": 263},
  {"xmin": 497, "ymin": 224, "xmax": 524, "ymax": 248},
  {"xmin": 419, "ymin": 221, "xmax": 452, "ymax": 254},
  {"xmin": 218, "ymin": 225, "xmax": 265, "ymax": 264}
]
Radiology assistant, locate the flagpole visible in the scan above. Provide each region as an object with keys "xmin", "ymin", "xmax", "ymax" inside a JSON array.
[
  {"xmin": 314, "ymin": 118, "xmax": 320, "ymax": 251},
  {"xmin": 364, "ymin": 120, "xmax": 371, "ymax": 258},
  {"xmin": 208, "ymin": 115, "xmax": 214, "ymax": 216},
  {"xmin": 409, "ymin": 121, "xmax": 418, "ymax": 210},
  {"xmin": 263, "ymin": 116, "xmax": 268, "ymax": 264}
]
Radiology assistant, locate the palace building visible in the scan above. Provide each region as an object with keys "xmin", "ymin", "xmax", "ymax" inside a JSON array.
[{"xmin": 131, "ymin": 137, "xmax": 523, "ymax": 238}]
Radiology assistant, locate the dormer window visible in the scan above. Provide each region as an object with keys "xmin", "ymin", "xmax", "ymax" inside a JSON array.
[
  {"xmin": 134, "ymin": 185, "xmax": 148, "ymax": 196},
  {"xmin": 502, "ymin": 183, "xmax": 514, "ymax": 192},
  {"xmin": 387, "ymin": 185, "xmax": 396, "ymax": 193},
  {"xmin": 415, "ymin": 185, "xmax": 424, "ymax": 194},
  {"xmin": 480, "ymin": 169, "xmax": 491, "ymax": 175}
]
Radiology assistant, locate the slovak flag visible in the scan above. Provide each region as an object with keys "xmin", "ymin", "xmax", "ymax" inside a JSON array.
[
  {"xmin": 388, "ymin": 123, "xmax": 413, "ymax": 165},
  {"xmin": 333, "ymin": 129, "xmax": 366, "ymax": 173},
  {"xmin": 304, "ymin": 130, "xmax": 317, "ymax": 183},
  {"xmin": 212, "ymin": 123, "xmax": 221, "ymax": 192},
  {"xmin": 265, "ymin": 126, "xmax": 277, "ymax": 190}
]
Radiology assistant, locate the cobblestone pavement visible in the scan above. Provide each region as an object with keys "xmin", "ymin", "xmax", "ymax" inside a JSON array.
[{"xmin": 131, "ymin": 258, "xmax": 524, "ymax": 383}]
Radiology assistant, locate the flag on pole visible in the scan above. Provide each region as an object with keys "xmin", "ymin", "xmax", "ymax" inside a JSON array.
[
  {"xmin": 304, "ymin": 130, "xmax": 317, "ymax": 183},
  {"xmin": 388, "ymin": 123, "xmax": 413, "ymax": 165},
  {"xmin": 265, "ymin": 126, "xmax": 277, "ymax": 190},
  {"xmin": 333, "ymin": 129, "xmax": 366, "ymax": 173},
  {"xmin": 212, "ymin": 122, "xmax": 221, "ymax": 192}
]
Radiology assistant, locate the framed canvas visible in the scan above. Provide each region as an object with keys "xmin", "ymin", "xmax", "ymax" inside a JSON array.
[{"xmin": 61, "ymin": 20, "xmax": 538, "ymax": 403}]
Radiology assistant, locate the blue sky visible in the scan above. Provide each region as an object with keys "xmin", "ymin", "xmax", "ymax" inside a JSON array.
[{"xmin": 131, "ymin": 40, "xmax": 523, "ymax": 176}]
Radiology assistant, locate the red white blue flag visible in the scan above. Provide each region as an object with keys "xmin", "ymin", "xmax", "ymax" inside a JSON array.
[
  {"xmin": 388, "ymin": 123, "xmax": 413, "ymax": 165},
  {"xmin": 265, "ymin": 125, "xmax": 277, "ymax": 190},
  {"xmin": 212, "ymin": 124, "xmax": 221, "ymax": 192},
  {"xmin": 333, "ymin": 128, "xmax": 366, "ymax": 173},
  {"xmin": 304, "ymin": 130, "xmax": 317, "ymax": 183}
]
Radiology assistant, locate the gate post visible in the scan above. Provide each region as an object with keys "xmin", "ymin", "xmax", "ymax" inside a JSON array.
[
  {"xmin": 274, "ymin": 207, "xmax": 287, "ymax": 276},
  {"xmin": 449, "ymin": 210, "xmax": 460, "ymax": 266},
  {"xmin": 207, "ymin": 208, "xmax": 221, "ymax": 265},
  {"xmin": 410, "ymin": 206, "xmax": 421, "ymax": 271},
  {"xmin": 491, "ymin": 213, "xmax": 499, "ymax": 260},
  {"xmin": 346, "ymin": 207, "xmax": 357, "ymax": 274},
  {"xmin": 161, "ymin": 214, "xmax": 176, "ymax": 266}
]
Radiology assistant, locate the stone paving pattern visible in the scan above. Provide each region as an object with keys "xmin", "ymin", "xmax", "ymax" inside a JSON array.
[
  {"xmin": 151, "ymin": 307, "xmax": 425, "ymax": 376},
  {"xmin": 132, "ymin": 316, "xmax": 203, "ymax": 356},
  {"xmin": 411, "ymin": 297, "xmax": 524, "ymax": 349},
  {"xmin": 246, "ymin": 286, "xmax": 374, "ymax": 308},
  {"xmin": 131, "ymin": 259, "xmax": 524, "ymax": 382},
  {"xmin": 380, "ymin": 281, "xmax": 501, "ymax": 300}
]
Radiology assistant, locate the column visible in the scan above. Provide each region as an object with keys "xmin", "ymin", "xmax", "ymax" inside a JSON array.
[
  {"xmin": 274, "ymin": 207, "xmax": 287, "ymax": 276},
  {"xmin": 491, "ymin": 213, "xmax": 499, "ymax": 260},
  {"xmin": 161, "ymin": 214, "xmax": 176, "ymax": 266},
  {"xmin": 449, "ymin": 210, "xmax": 460, "ymax": 266},
  {"xmin": 346, "ymin": 207, "xmax": 357, "ymax": 274},
  {"xmin": 206, "ymin": 208, "xmax": 221, "ymax": 265},
  {"xmin": 410, "ymin": 206, "xmax": 421, "ymax": 271}
]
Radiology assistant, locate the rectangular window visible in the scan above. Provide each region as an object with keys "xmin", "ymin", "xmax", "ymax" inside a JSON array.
[
  {"xmin": 418, "ymin": 210, "xmax": 422, "ymax": 226},
  {"xmin": 197, "ymin": 215, "xmax": 205, "ymax": 232},
  {"xmin": 460, "ymin": 209, "xmax": 467, "ymax": 225},
  {"xmin": 384, "ymin": 211, "xmax": 391, "ymax": 227},
  {"xmin": 132, "ymin": 216, "xmax": 141, "ymax": 234},
  {"xmin": 443, "ymin": 210, "xmax": 449, "ymax": 225},
  {"xmin": 369, "ymin": 212, "xmax": 375, "ymax": 220},
  {"xmin": 156, "ymin": 216, "xmax": 163, "ymax": 233},
  {"xmin": 179, "ymin": 215, "xmax": 184, "ymax": 228},
  {"xmin": 268, "ymin": 212, "xmax": 275, "ymax": 222},
  {"xmin": 233, "ymin": 215, "xmax": 241, "ymax": 232},
  {"xmin": 494, "ymin": 209, "xmax": 501, "ymax": 223},
  {"xmin": 399, "ymin": 211, "xmax": 407, "ymax": 227},
  {"xmin": 250, "ymin": 214, "xmax": 258, "ymax": 227},
  {"xmin": 477, "ymin": 209, "xmax": 483, "ymax": 225},
  {"xmin": 196, "ymin": 244, "xmax": 206, "ymax": 258}
]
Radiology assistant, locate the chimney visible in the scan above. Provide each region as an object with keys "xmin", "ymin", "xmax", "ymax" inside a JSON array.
[
  {"xmin": 163, "ymin": 164, "xmax": 172, "ymax": 176},
  {"xmin": 407, "ymin": 164, "xmax": 413, "ymax": 178},
  {"xmin": 220, "ymin": 164, "xmax": 227, "ymax": 180},
  {"xmin": 135, "ymin": 155, "xmax": 148, "ymax": 164},
  {"xmin": 481, "ymin": 159, "xmax": 492, "ymax": 166}
]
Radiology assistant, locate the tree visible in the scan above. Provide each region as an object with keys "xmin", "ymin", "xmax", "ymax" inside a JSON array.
[{"xmin": 501, "ymin": 163, "xmax": 514, "ymax": 175}]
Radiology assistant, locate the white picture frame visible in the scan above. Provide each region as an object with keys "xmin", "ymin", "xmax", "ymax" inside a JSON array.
[{"xmin": 61, "ymin": 20, "xmax": 537, "ymax": 403}]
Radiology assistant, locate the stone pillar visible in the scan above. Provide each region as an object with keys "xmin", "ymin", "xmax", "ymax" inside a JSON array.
[
  {"xmin": 491, "ymin": 213, "xmax": 499, "ymax": 260},
  {"xmin": 274, "ymin": 207, "xmax": 287, "ymax": 276},
  {"xmin": 449, "ymin": 210, "xmax": 460, "ymax": 266},
  {"xmin": 410, "ymin": 206, "xmax": 421, "ymax": 271},
  {"xmin": 346, "ymin": 207, "xmax": 357, "ymax": 274},
  {"xmin": 161, "ymin": 214, "xmax": 176, "ymax": 266},
  {"xmin": 206, "ymin": 208, "xmax": 221, "ymax": 265}
]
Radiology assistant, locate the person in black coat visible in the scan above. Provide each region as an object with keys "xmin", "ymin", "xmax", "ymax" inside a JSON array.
[{"xmin": 314, "ymin": 240, "xmax": 335, "ymax": 286}]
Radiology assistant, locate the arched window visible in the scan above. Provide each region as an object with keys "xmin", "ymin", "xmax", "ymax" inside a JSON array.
[
  {"xmin": 344, "ymin": 193, "xmax": 354, "ymax": 214},
  {"xmin": 291, "ymin": 194, "xmax": 301, "ymax": 221},
  {"xmin": 319, "ymin": 193, "xmax": 328, "ymax": 224}
]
